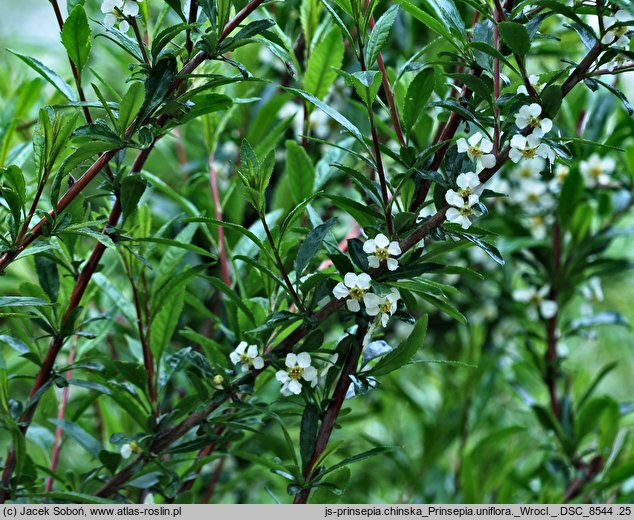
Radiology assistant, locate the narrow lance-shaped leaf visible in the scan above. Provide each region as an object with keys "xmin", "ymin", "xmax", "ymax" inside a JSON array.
[
  {"xmin": 365, "ymin": 5, "xmax": 399, "ymax": 67},
  {"xmin": 304, "ymin": 26, "xmax": 345, "ymax": 101},
  {"xmin": 61, "ymin": 5, "xmax": 91, "ymax": 74},
  {"xmin": 295, "ymin": 218, "xmax": 337, "ymax": 277}
]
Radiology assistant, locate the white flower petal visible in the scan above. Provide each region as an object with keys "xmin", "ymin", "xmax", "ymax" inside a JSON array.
[
  {"xmin": 285, "ymin": 353, "xmax": 297, "ymax": 368},
  {"xmin": 374, "ymin": 234, "xmax": 390, "ymax": 248},
  {"xmin": 297, "ymin": 352, "xmax": 312, "ymax": 368},
  {"xmin": 387, "ymin": 242, "xmax": 401, "ymax": 255},
  {"xmin": 356, "ymin": 273, "xmax": 372, "ymax": 289},
  {"xmin": 481, "ymin": 154, "xmax": 496, "ymax": 169},
  {"xmin": 540, "ymin": 300, "xmax": 558, "ymax": 319},
  {"xmin": 253, "ymin": 357, "xmax": 264, "ymax": 370},
  {"xmin": 347, "ymin": 299, "xmax": 361, "ymax": 312},
  {"xmin": 386, "ymin": 258, "xmax": 399, "ymax": 271},
  {"xmin": 367, "ymin": 256, "xmax": 380, "ymax": 268},
  {"xmin": 456, "ymin": 138, "xmax": 468, "ymax": 153},
  {"xmin": 303, "ymin": 366, "xmax": 318, "ymax": 382},
  {"xmin": 343, "ymin": 272, "xmax": 358, "ymax": 288},
  {"xmin": 276, "ymin": 369, "xmax": 289, "ymax": 383},
  {"xmin": 118, "ymin": 20, "xmax": 130, "ymax": 33},
  {"xmin": 362, "ymin": 239, "xmax": 376, "ymax": 253},
  {"xmin": 288, "ymin": 379, "xmax": 303, "ymax": 395},
  {"xmin": 333, "ymin": 282, "xmax": 350, "ymax": 300}
]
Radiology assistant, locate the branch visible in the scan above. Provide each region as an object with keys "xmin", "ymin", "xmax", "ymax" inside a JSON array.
[{"xmin": 0, "ymin": 0, "xmax": 268, "ymax": 275}]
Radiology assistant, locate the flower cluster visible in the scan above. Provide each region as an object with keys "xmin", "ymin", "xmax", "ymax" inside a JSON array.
[
  {"xmin": 602, "ymin": 10, "xmax": 633, "ymax": 48},
  {"xmin": 457, "ymin": 132, "xmax": 496, "ymax": 170},
  {"xmin": 513, "ymin": 285, "xmax": 557, "ymax": 320},
  {"xmin": 333, "ymin": 272, "xmax": 402, "ymax": 327},
  {"xmin": 101, "ymin": 0, "xmax": 142, "ymax": 33},
  {"xmin": 445, "ymin": 172, "xmax": 484, "ymax": 230},
  {"xmin": 230, "ymin": 341, "xmax": 264, "ymax": 371},
  {"xmin": 509, "ymin": 104, "xmax": 555, "ymax": 164}
]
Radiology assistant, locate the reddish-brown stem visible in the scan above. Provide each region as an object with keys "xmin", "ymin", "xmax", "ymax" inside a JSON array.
[
  {"xmin": 209, "ymin": 154, "xmax": 231, "ymax": 286},
  {"xmin": 50, "ymin": 0, "xmax": 93, "ymax": 124},
  {"xmin": 262, "ymin": 217, "xmax": 304, "ymax": 309},
  {"xmin": 493, "ymin": 3, "xmax": 501, "ymax": 154},
  {"xmin": 129, "ymin": 273, "xmax": 157, "ymax": 412},
  {"xmin": 293, "ymin": 326, "xmax": 365, "ymax": 504},
  {"xmin": 202, "ymin": 456, "xmax": 226, "ymax": 503},
  {"xmin": 365, "ymin": 0, "xmax": 405, "ymax": 147},
  {"xmin": 44, "ymin": 344, "xmax": 76, "ymax": 492},
  {"xmin": 186, "ymin": 0, "xmax": 199, "ymax": 56},
  {"xmin": 546, "ymin": 221, "xmax": 561, "ymax": 419},
  {"xmin": 131, "ymin": 18, "xmax": 150, "ymax": 65}
]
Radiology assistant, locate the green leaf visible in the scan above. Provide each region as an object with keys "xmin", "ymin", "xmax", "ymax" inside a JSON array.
[
  {"xmin": 498, "ymin": 21, "xmax": 530, "ymax": 57},
  {"xmin": 61, "ymin": 5, "xmax": 91, "ymax": 74},
  {"xmin": 320, "ymin": 446, "xmax": 394, "ymax": 477},
  {"xmin": 49, "ymin": 419, "xmax": 100, "ymax": 457},
  {"xmin": 120, "ymin": 174, "xmax": 147, "ymax": 222},
  {"xmin": 118, "ymin": 82, "xmax": 145, "ymax": 132},
  {"xmin": 395, "ymin": 1, "xmax": 461, "ymax": 51},
  {"xmin": 164, "ymin": 0, "xmax": 187, "ymax": 22},
  {"xmin": 8, "ymin": 50, "xmax": 77, "ymax": 102},
  {"xmin": 339, "ymin": 70, "xmax": 382, "ymax": 108},
  {"xmin": 300, "ymin": 404, "xmax": 320, "ymax": 471},
  {"xmin": 304, "ymin": 26, "xmax": 345, "ymax": 101},
  {"xmin": 285, "ymin": 140, "xmax": 315, "ymax": 204},
  {"xmin": 365, "ymin": 5, "xmax": 398, "ymax": 67},
  {"xmin": 286, "ymin": 87, "xmax": 365, "ymax": 145},
  {"xmin": 370, "ymin": 315, "xmax": 428, "ymax": 376},
  {"xmin": 403, "ymin": 68, "xmax": 435, "ymax": 134},
  {"xmin": 0, "ymin": 297, "xmax": 52, "ymax": 308},
  {"xmin": 0, "ymin": 335, "xmax": 30, "ymax": 355},
  {"xmin": 295, "ymin": 218, "xmax": 337, "ymax": 277},
  {"xmin": 541, "ymin": 84, "xmax": 562, "ymax": 117},
  {"xmin": 34, "ymin": 255, "xmax": 60, "ymax": 303},
  {"xmin": 137, "ymin": 55, "xmax": 178, "ymax": 123}
]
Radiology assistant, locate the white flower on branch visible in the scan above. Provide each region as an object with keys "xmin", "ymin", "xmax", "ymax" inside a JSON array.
[
  {"xmin": 602, "ymin": 10, "xmax": 632, "ymax": 48},
  {"xmin": 515, "ymin": 103, "xmax": 552, "ymax": 138},
  {"xmin": 517, "ymin": 74, "xmax": 544, "ymax": 96},
  {"xmin": 445, "ymin": 191, "xmax": 482, "ymax": 230},
  {"xmin": 580, "ymin": 153, "xmax": 615, "ymax": 187},
  {"xmin": 230, "ymin": 342, "xmax": 264, "ymax": 371},
  {"xmin": 120, "ymin": 441, "xmax": 141, "ymax": 459},
  {"xmin": 549, "ymin": 164, "xmax": 570, "ymax": 193},
  {"xmin": 516, "ymin": 157, "xmax": 546, "ymax": 179},
  {"xmin": 101, "ymin": 0, "xmax": 142, "ymax": 33},
  {"xmin": 363, "ymin": 289, "xmax": 401, "ymax": 327},
  {"xmin": 513, "ymin": 286, "xmax": 557, "ymax": 319},
  {"xmin": 333, "ymin": 273, "xmax": 372, "ymax": 312},
  {"xmin": 363, "ymin": 233, "xmax": 401, "ymax": 271},
  {"xmin": 457, "ymin": 132, "xmax": 496, "ymax": 169},
  {"xmin": 513, "ymin": 178, "xmax": 553, "ymax": 213},
  {"xmin": 276, "ymin": 353, "xmax": 318, "ymax": 396},
  {"xmin": 509, "ymin": 134, "xmax": 555, "ymax": 164}
]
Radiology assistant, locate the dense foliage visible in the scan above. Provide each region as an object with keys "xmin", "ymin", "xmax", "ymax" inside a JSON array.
[{"xmin": 1, "ymin": 0, "xmax": 634, "ymax": 505}]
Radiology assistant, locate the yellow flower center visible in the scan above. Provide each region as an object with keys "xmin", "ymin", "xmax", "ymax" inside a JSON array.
[
  {"xmin": 468, "ymin": 145, "xmax": 483, "ymax": 157},
  {"xmin": 375, "ymin": 247, "xmax": 390, "ymax": 261},
  {"xmin": 239, "ymin": 353, "xmax": 252, "ymax": 365},
  {"xmin": 590, "ymin": 166, "xmax": 603, "ymax": 178},
  {"xmin": 529, "ymin": 294, "xmax": 542, "ymax": 306},
  {"xmin": 528, "ymin": 116, "xmax": 541, "ymax": 127},
  {"xmin": 289, "ymin": 366, "xmax": 304, "ymax": 380},
  {"xmin": 349, "ymin": 286, "xmax": 365, "ymax": 300},
  {"xmin": 521, "ymin": 148, "xmax": 537, "ymax": 158},
  {"xmin": 459, "ymin": 205, "xmax": 473, "ymax": 216},
  {"xmin": 527, "ymin": 192, "xmax": 539, "ymax": 203},
  {"xmin": 458, "ymin": 187, "xmax": 473, "ymax": 198},
  {"xmin": 130, "ymin": 441, "xmax": 141, "ymax": 454},
  {"xmin": 379, "ymin": 301, "xmax": 392, "ymax": 314},
  {"xmin": 615, "ymin": 26, "xmax": 627, "ymax": 37}
]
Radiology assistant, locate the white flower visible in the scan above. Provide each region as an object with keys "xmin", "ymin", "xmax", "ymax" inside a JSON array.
[
  {"xmin": 513, "ymin": 286, "xmax": 557, "ymax": 319},
  {"xmin": 101, "ymin": 0, "xmax": 141, "ymax": 33},
  {"xmin": 457, "ymin": 133, "xmax": 496, "ymax": 169},
  {"xmin": 229, "ymin": 341, "xmax": 264, "ymax": 371},
  {"xmin": 516, "ymin": 157, "xmax": 546, "ymax": 179},
  {"xmin": 582, "ymin": 277, "xmax": 604, "ymax": 304},
  {"xmin": 275, "ymin": 353, "xmax": 318, "ymax": 396},
  {"xmin": 602, "ymin": 10, "xmax": 632, "ymax": 47},
  {"xmin": 525, "ymin": 214, "xmax": 554, "ymax": 240},
  {"xmin": 363, "ymin": 289, "xmax": 400, "ymax": 327},
  {"xmin": 549, "ymin": 164, "xmax": 570, "ymax": 192},
  {"xmin": 362, "ymin": 233, "xmax": 401, "ymax": 271},
  {"xmin": 445, "ymin": 190, "xmax": 482, "ymax": 230},
  {"xmin": 333, "ymin": 273, "xmax": 372, "ymax": 312},
  {"xmin": 515, "ymin": 104, "xmax": 552, "ymax": 138},
  {"xmin": 513, "ymin": 178, "xmax": 553, "ymax": 213},
  {"xmin": 120, "ymin": 441, "xmax": 140, "ymax": 459},
  {"xmin": 517, "ymin": 74, "xmax": 544, "ymax": 96},
  {"xmin": 580, "ymin": 153, "xmax": 615, "ymax": 187},
  {"xmin": 509, "ymin": 134, "xmax": 555, "ymax": 164}
]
